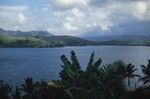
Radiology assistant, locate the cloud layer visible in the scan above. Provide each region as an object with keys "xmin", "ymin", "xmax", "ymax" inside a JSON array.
[{"xmin": 0, "ymin": 0, "xmax": 149, "ymax": 36}]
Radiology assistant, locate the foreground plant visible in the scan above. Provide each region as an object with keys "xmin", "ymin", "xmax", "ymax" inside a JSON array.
[
  {"xmin": 1, "ymin": 51, "xmax": 150, "ymax": 99},
  {"xmin": 21, "ymin": 77, "xmax": 38, "ymax": 99},
  {"xmin": 0, "ymin": 81, "xmax": 11, "ymax": 99},
  {"xmin": 60, "ymin": 50, "xmax": 126, "ymax": 99},
  {"xmin": 115, "ymin": 61, "xmax": 140, "ymax": 87},
  {"xmin": 141, "ymin": 60, "xmax": 150, "ymax": 84}
]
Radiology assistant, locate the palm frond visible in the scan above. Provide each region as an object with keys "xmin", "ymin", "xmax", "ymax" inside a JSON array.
[{"xmin": 86, "ymin": 52, "xmax": 94, "ymax": 71}]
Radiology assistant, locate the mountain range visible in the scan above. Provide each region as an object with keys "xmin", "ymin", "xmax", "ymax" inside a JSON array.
[
  {"xmin": 0, "ymin": 28, "xmax": 53, "ymax": 37},
  {"xmin": 83, "ymin": 35, "xmax": 150, "ymax": 42},
  {"xmin": 0, "ymin": 28, "xmax": 95, "ymax": 47},
  {"xmin": 1, "ymin": 28, "xmax": 150, "ymax": 47}
]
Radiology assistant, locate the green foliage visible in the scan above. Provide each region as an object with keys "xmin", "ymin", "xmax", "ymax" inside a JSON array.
[
  {"xmin": 0, "ymin": 81, "xmax": 11, "ymax": 99},
  {"xmin": 12, "ymin": 87, "xmax": 21, "ymax": 99},
  {"xmin": 83, "ymin": 52, "xmax": 102, "ymax": 89},
  {"xmin": 94, "ymin": 63, "xmax": 126, "ymax": 99},
  {"xmin": 114, "ymin": 61, "xmax": 140, "ymax": 86},
  {"xmin": 21, "ymin": 77, "xmax": 39, "ymax": 99},
  {"xmin": 98, "ymin": 39, "xmax": 150, "ymax": 46},
  {"xmin": 36, "ymin": 81, "xmax": 69, "ymax": 99},
  {"xmin": 60, "ymin": 50, "xmax": 83, "ymax": 88},
  {"xmin": 60, "ymin": 51, "xmax": 126, "ymax": 99},
  {"xmin": 1, "ymin": 51, "xmax": 150, "ymax": 99},
  {"xmin": 140, "ymin": 60, "xmax": 150, "ymax": 84},
  {"xmin": 0, "ymin": 35, "xmax": 95, "ymax": 48}
]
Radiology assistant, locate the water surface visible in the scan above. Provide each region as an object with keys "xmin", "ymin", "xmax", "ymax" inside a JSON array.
[{"xmin": 0, "ymin": 46, "xmax": 150, "ymax": 86}]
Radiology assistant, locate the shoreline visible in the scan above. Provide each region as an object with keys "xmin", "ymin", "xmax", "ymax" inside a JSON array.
[{"xmin": 1, "ymin": 44, "xmax": 150, "ymax": 48}]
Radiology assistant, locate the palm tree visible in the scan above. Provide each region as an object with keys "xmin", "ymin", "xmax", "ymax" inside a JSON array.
[
  {"xmin": 125, "ymin": 64, "xmax": 139, "ymax": 86},
  {"xmin": 21, "ymin": 77, "xmax": 38, "ymax": 99},
  {"xmin": 141, "ymin": 60, "xmax": 150, "ymax": 84},
  {"xmin": 114, "ymin": 61, "xmax": 139, "ymax": 86}
]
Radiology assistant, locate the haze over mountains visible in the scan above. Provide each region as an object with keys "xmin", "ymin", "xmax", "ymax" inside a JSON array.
[
  {"xmin": 83, "ymin": 35, "xmax": 150, "ymax": 42},
  {"xmin": 0, "ymin": 28, "xmax": 53, "ymax": 37}
]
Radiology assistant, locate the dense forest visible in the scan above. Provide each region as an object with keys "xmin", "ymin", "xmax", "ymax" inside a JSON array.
[{"xmin": 1, "ymin": 51, "xmax": 150, "ymax": 99}]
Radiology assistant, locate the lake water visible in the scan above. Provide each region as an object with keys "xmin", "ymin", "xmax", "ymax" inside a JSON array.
[{"xmin": 0, "ymin": 46, "xmax": 150, "ymax": 87}]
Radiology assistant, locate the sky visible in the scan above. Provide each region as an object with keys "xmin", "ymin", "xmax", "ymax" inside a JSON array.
[{"xmin": 0, "ymin": 0, "xmax": 149, "ymax": 36}]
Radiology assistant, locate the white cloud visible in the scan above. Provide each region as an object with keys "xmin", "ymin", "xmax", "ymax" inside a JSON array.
[
  {"xmin": 62, "ymin": 8, "xmax": 83, "ymax": 32},
  {"xmin": 47, "ymin": 27, "xmax": 53, "ymax": 32},
  {"xmin": 94, "ymin": 11, "xmax": 113, "ymax": 30},
  {"xmin": 51, "ymin": 0, "xmax": 90, "ymax": 9},
  {"xmin": 18, "ymin": 13, "xmax": 27, "ymax": 24},
  {"xmin": 113, "ymin": 1, "xmax": 150, "ymax": 21},
  {"xmin": 136, "ymin": 2, "xmax": 147, "ymax": 14},
  {"xmin": 0, "ymin": 5, "xmax": 28, "ymax": 12},
  {"xmin": 63, "ymin": 22, "xmax": 79, "ymax": 31},
  {"xmin": 133, "ymin": 1, "xmax": 150, "ymax": 20},
  {"xmin": 0, "ymin": 5, "xmax": 28, "ymax": 30},
  {"xmin": 71, "ymin": 8, "xmax": 85, "ymax": 19},
  {"xmin": 51, "ymin": 5, "xmax": 113, "ymax": 35}
]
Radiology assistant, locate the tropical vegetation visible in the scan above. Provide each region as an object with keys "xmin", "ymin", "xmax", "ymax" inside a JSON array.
[{"xmin": 1, "ymin": 51, "xmax": 150, "ymax": 99}]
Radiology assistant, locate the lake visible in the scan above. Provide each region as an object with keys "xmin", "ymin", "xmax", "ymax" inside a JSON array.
[{"xmin": 0, "ymin": 46, "xmax": 150, "ymax": 87}]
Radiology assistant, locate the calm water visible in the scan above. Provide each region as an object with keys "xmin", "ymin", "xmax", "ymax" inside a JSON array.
[{"xmin": 0, "ymin": 46, "xmax": 150, "ymax": 86}]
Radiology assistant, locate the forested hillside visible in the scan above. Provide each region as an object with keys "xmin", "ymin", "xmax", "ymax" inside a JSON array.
[{"xmin": 0, "ymin": 35, "xmax": 95, "ymax": 48}]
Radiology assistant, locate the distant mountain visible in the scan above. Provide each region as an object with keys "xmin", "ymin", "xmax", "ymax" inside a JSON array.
[
  {"xmin": 82, "ymin": 35, "xmax": 150, "ymax": 46},
  {"xmin": 44, "ymin": 36, "xmax": 95, "ymax": 46},
  {"xmin": 0, "ymin": 28, "xmax": 5, "ymax": 33},
  {"xmin": 0, "ymin": 35, "xmax": 95, "ymax": 48},
  {"xmin": 0, "ymin": 28, "xmax": 53, "ymax": 37},
  {"xmin": 83, "ymin": 35, "xmax": 150, "ymax": 42},
  {"xmin": 1, "ymin": 28, "xmax": 150, "ymax": 47},
  {"xmin": 0, "ymin": 28, "xmax": 95, "ymax": 48}
]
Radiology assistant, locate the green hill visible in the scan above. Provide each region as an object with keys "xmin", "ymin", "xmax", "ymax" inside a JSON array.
[
  {"xmin": 98, "ymin": 40, "xmax": 150, "ymax": 46},
  {"xmin": 0, "ymin": 35, "xmax": 95, "ymax": 48}
]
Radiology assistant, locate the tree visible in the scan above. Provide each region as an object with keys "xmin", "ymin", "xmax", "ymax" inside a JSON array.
[
  {"xmin": 60, "ymin": 51, "xmax": 126, "ymax": 99},
  {"xmin": 141, "ymin": 60, "xmax": 150, "ymax": 84},
  {"xmin": 83, "ymin": 52, "xmax": 102, "ymax": 89},
  {"xmin": 60, "ymin": 50, "xmax": 83, "ymax": 87},
  {"xmin": 0, "ymin": 36, "xmax": 4, "ymax": 47},
  {"xmin": 94, "ymin": 63, "xmax": 126, "ymax": 99},
  {"xmin": 116, "ymin": 61, "xmax": 139, "ymax": 86},
  {"xmin": 21, "ymin": 78, "xmax": 38, "ymax": 99},
  {"xmin": 124, "ymin": 64, "xmax": 139, "ymax": 86}
]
